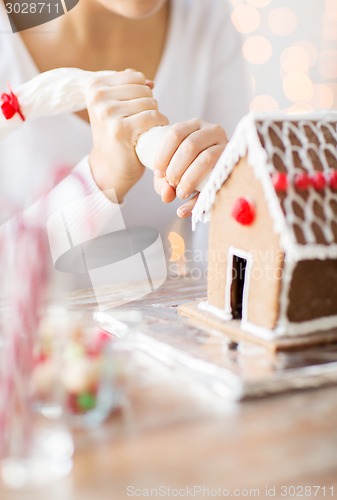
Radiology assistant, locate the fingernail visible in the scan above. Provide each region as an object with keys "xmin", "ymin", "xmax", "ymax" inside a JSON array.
[
  {"xmin": 176, "ymin": 188, "xmax": 187, "ymax": 199},
  {"xmin": 154, "ymin": 169, "xmax": 164, "ymax": 179},
  {"xmin": 177, "ymin": 207, "xmax": 189, "ymax": 217}
]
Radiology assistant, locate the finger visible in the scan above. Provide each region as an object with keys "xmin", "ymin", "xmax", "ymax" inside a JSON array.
[
  {"xmin": 153, "ymin": 175, "xmax": 165, "ymax": 196},
  {"xmin": 125, "ymin": 111, "xmax": 169, "ymax": 142},
  {"xmin": 154, "ymin": 176, "xmax": 177, "ymax": 203},
  {"xmin": 146, "ymin": 80, "xmax": 155, "ymax": 89},
  {"xmin": 152, "ymin": 119, "xmax": 201, "ymax": 179},
  {"xmin": 99, "ymin": 97, "xmax": 159, "ymax": 119},
  {"xmin": 165, "ymin": 127, "xmax": 225, "ymax": 189},
  {"xmin": 91, "ymin": 69, "xmax": 148, "ymax": 88},
  {"xmin": 160, "ymin": 180, "xmax": 176, "ymax": 203},
  {"xmin": 176, "ymin": 144, "xmax": 225, "ymax": 199},
  {"xmin": 177, "ymin": 193, "xmax": 199, "ymax": 218},
  {"xmin": 101, "ymin": 84, "xmax": 154, "ymax": 101}
]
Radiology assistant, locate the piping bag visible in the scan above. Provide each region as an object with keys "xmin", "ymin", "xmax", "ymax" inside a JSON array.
[{"xmin": 0, "ymin": 67, "xmax": 209, "ymax": 192}]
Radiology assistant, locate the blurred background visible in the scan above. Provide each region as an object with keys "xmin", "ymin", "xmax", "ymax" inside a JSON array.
[{"xmin": 229, "ymin": 0, "xmax": 337, "ymax": 113}]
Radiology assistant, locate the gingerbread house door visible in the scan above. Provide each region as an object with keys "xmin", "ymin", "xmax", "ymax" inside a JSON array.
[{"xmin": 225, "ymin": 247, "xmax": 252, "ymax": 321}]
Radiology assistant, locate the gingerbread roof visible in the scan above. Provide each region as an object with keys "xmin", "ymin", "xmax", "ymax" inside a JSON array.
[{"xmin": 192, "ymin": 111, "xmax": 337, "ymax": 259}]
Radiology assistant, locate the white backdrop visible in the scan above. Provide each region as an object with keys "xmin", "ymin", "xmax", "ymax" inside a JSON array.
[{"xmin": 229, "ymin": 0, "xmax": 337, "ymax": 112}]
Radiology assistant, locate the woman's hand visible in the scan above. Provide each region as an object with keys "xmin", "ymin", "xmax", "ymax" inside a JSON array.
[
  {"xmin": 152, "ymin": 119, "xmax": 228, "ymax": 217},
  {"xmin": 87, "ymin": 69, "xmax": 168, "ymax": 202}
]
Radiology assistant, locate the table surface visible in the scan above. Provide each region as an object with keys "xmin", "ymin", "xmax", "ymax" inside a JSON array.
[{"xmin": 2, "ymin": 277, "xmax": 337, "ymax": 500}]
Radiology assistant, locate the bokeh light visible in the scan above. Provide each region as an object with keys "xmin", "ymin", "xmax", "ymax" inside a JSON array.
[
  {"xmin": 319, "ymin": 49, "xmax": 337, "ymax": 79},
  {"xmin": 268, "ymin": 8, "xmax": 297, "ymax": 37},
  {"xmin": 322, "ymin": 12, "xmax": 337, "ymax": 40},
  {"xmin": 283, "ymin": 72, "xmax": 314, "ymax": 102},
  {"xmin": 310, "ymin": 84, "xmax": 334, "ymax": 109},
  {"xmin": 281, "ymin": 46, "xmax": 310, "ymax": 74},
  {"xmin": 242, "ymin": 36, "xmax": 273, "ymax": 65},
  {"xmin": 326, "ymin": 83, "xmax": 337, "ymax": 107},
  {"xmin": 295, "ymin": 40, "xmax": 318, "ymax": 68},
  {"xmin": 246, "ymin": 0, "xmax": 272, "ymax": 8},
  {"xmin": 168, "ymin": 232, "xmax": 185, "ymax": 262},
  {"xmin": 250, "ymin": 95, "xmax": 280, "ymax": 112},
  {"xmin": 325, "ymin": 0, "xmax": 337, "ymax": 13},
  {"xmin": 231, "ymin": 5, "xmax": 261, "ymax": 34}
]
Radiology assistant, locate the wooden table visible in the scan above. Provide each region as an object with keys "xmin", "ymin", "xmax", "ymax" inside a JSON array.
[{"xmin": 1, "ymin": 278, "xmax": 337, "ymax": 500}]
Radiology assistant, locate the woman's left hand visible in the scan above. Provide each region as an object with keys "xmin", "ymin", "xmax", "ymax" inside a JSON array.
[{"xmin": 152, "ymin": 118, "xmax": 228, "ymax": 218}]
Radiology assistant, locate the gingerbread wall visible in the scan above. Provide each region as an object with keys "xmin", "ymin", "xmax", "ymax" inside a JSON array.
[
  {"xmin": 287, "ymin": 260, "xmax": 337, "ymax": 323},
  {"xmin": 207, "ymin": 156, "xmax": 284, "ymax": 330}
]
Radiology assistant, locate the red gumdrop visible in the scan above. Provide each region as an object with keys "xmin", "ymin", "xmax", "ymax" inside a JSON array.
[
  {"xmin": 311, "ymin": 172, "xmax": 326, "ymax": 191},
  {"xmin": 272, "ymin": 173, "xmax": 288, "ymax": 192},
  {"xmin": 294, "ymin": 173, "xmax": 311, "ymax": 190},
  {"xmin": 231, "ymin": 197, "xmax": 255, "ymax": 226},
  {"xmin": 329, "ymin": 171, "xmax": 337, "ymax": 190}
]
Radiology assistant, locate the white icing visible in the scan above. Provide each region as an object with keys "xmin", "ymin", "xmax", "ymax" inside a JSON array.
[
  {"xmin": 198, "ymin": 300, "xmax": 232, "ymax": 321},
  {"xmin": 246, "ymin": 313, "xmax": 337, "ymax": 340},
  {"xmin": 192, "ymin": 113, "xmax": 295, "ymax": 253},
  {"xmin": 0, "ymin": 68, "xmax": 171, "ymax": 177},
  {"xmin": 255, "ymin": 118, "xmax": 337, "ymax": 246},
  {"xmin": 198, "ymin": 303, "xmax": 337, "ymax": 341},
  {"xmin": 193, "ymin": 111, "xmax": 337, "ymax": 337},
  {"xmin": 192, "ymin": 111, "xmax": 337, "ymax": 258},
  {"xmin": 135, "ymin": 125, "xmax": 170, "ymax": 171}
]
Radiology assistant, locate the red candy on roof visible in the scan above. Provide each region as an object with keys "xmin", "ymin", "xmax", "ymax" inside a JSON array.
[
  {"xmin": 272, "ymin": 173, "xmax": 288, "ymax": 192},
  {"xmin": 329, "ymin": 171, "xmax": 337, "ymax": 190},
  {"xmin": 294, "ymin": 173, "xmax": 311, "ymax": 190},
  {"xmin": 311, "ymin": 172, "xmax": 326, "ymax": 191}
]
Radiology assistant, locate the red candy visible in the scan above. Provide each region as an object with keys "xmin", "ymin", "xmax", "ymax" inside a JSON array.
[
  {"xmin": 1, "ymin": 90, "xmax": 25, "ymax": 121},
  {"xmin": 87, "ymin": 329, "xmax": 112, "ymax": 357},
  {"xmin": 311, "ymin": 172, "xmax": 326, "ymax": 191},
  {"xmin": 231, "ymin": 197, "xmax": 255, "ymax": 226},
  {"xmin": 272, "ymin": 173, "xmax": 288, "ymax": 192},
  {"xmin": 329, "ymin": 171, "xmax": 337, "ymax": 190},
  {"xmin": 294, "ymin": 173, "xmax": 311, "ymax": 190},
  {"xmin": 66, "ymin": 393, "xmax": 81, "ymax": 414}
]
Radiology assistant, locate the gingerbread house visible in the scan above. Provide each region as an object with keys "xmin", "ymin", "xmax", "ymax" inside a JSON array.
[{"xmin": 185, "ymin": 112, "xmax": 337, "ymax": 348}]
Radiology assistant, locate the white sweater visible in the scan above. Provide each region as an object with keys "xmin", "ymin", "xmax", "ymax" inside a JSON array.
[{"xmin": 0, "ymin": 0, "xmax": 249, "ymax": 283}]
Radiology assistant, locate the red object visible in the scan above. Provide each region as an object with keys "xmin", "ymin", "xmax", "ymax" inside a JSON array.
[
  {"xmin": 87, "ymin": 329, "xmax": 112, "ymax": 357},
  {"xmin": 272, "ymin": 173, "xmax": 288, "ymax": 192},
  {"xmin": 231, "ymin": 197, "xmax": 255, "ymax": 226},
  {"xmin": 294, "ymin": 173, "xmax": 311, "ymax": 190},
  {"xmin": 329, "ymin": 171, "xmax": 337, "ymax": 190},
  {"xmin": 311, "ymin": 172, "xmax": 326, "ymax": 191},
  {"xmin": 66, "ymin": 393, "xmax": 81, "ymax": 414},
  {"xmin": 1, "ymin": 89, "xmax": 25, "ymax": 121}
]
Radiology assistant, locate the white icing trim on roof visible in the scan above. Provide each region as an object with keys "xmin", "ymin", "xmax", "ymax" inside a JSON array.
[
  {"xmin": 192, "ymin": 112, "xmax": 294, "ymax": 248},
  {"xmin": 288, "ymin": 243, "xmax": 337, "ymax": 260},
  {"xmin": 192, "ymin": 111, "xmax": 337, "ymax": 261}
]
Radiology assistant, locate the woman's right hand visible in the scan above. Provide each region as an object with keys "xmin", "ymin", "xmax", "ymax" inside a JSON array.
[{"xmin": 86, "ymin": 69, "xmax": 168, "ymax": 202}]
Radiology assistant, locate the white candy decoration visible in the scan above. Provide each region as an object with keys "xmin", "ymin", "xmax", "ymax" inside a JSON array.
[{"xmin": 0, "ymin": 68, "xmax": 209, "ymax": 191}]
